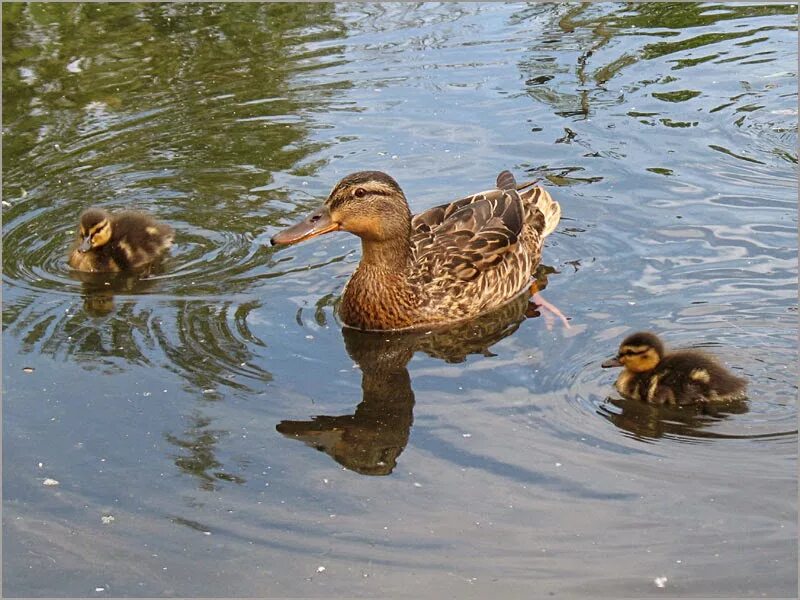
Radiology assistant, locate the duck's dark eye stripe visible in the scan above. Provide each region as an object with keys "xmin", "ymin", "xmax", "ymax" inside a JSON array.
[
  {"xmin": 622, "ymin": 349, "xmax": 647, "ymax": 357},
  {"xmin": 329, "ymin": 187, "xmax": 388, "ymax": 210}
]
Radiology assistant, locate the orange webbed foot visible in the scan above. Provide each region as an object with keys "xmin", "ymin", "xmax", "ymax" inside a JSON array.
[{"xmin": 527, "ymin": 283, "xmax": 570, "ymax": 330}]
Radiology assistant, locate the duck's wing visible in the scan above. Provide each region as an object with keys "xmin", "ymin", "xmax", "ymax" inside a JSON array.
[
  {"xmin": 412, "ymin": 183, "xmax": 525, "ymax": 283},
  {"xmin": 412, "ymin": 170, "xmax": 522, "ymax": 234}
]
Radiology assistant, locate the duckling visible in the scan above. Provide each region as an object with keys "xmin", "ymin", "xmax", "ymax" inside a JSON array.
[
  {"xmin": 68, "ymin": 207, "xmax": 174, "ymax": 273},
  {"xmin": 601, "ymin": 331, "xmax": 747, "ymax": 405}
]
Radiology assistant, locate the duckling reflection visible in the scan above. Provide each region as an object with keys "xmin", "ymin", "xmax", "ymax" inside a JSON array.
[
  {"xmin": 277, "ymin": 287, "xmax": 543, "ymax": 475},
  {"xmin": 69, "ymin": 266, "xmax": 160, "ymax": 316},
  {"xmin": 598, "ymin": 394, "xmax": 749, "ymax": 441}
]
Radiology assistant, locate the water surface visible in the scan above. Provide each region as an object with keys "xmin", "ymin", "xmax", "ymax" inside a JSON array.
[{"xmin": 3, "ymin": 3, "xmax": 797, "ymax": 597}]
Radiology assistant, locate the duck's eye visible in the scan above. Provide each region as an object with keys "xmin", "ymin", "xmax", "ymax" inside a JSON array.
[{"xmin": 354, "ymin": 187, "xmax": 366, "ymax": 198}]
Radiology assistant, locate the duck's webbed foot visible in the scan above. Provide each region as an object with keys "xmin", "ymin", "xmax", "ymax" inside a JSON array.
[{"xmin": 526, "ymin": 282, "xmax": 570, "ymax": 330}]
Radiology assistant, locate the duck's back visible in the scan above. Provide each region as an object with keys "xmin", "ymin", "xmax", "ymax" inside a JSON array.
[
  {"xmin": 408, "ymin": 171, "xmax": 560, "ymax": 320},
  {"xmin": 110, "ymin": 212, "xmax": 173, "ymax": 269},
  {"xmin": 656, "ymin": 350, "xmax": 747, "ymax": 404}
]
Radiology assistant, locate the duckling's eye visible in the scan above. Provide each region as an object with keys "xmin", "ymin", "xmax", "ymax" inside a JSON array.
[{"xmin": 353, "ymin": 187, "xmax": 366, "ymax": 198}]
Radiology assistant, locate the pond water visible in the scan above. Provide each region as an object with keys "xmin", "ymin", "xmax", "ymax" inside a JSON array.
[{"xmin": 3, "ymin": 3, "xmax": 797, "ymax": 597}]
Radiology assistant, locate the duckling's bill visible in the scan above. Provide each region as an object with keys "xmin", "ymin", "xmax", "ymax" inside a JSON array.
[
  {"xmin": 271, "ymin": 205, "xmax": 340, "ymax": 246},
  {"xmin": 601, "ymin": 356, "xmax": 622, "ymax": 368},
  {"xmin": 78, "ymin": 235, "xmax": 93, "ymax": 253}
]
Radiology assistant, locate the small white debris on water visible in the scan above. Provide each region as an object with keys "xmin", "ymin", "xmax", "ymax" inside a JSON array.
[
  {"xmin": 316, "ymin": 566, "xmax": 326, "ymax": 573},
  {"xmin": 322, "ymin": 478, "xmax": 329, "ymax": 484},
  {"xmin": 462, "ymin": 433, "xmax": 471, "ymax": 438},
  {"xmin": 66, "ymin": 58, "xmax": 84, "ymax": 73},
  {"xmin": 202, "ymin": 388, "xmax": 215, "ymax": 395},
  {"xmin": 305, "ymin": 335, "xmax": 314, "ymax": 339},
  {"xmin": 413, "ymin": 482, "xmax": 422, "ymax": 488},
  {"xmin": 1, "ymin": 200, "xmax": 11, "ymax": 207},
  {"xmin": 654, "ymin": 576, "xmax": 667, "ymax": 588},
  {"xmin": 38, "ymin": 462, "xmax": 43, "ymax": 468},
  {"xmin": 101, "ymin": 515, "xmax": 115, "ymax": 525},
  {"xmin": 23, "ymin": 367, "xmax": 34, "ymax": 373},
  {"xmin": 43, "ymin": 478, "xmax": 59, "ymax": 486},
  {"xmin": 95, "ymin": 587, "xmax": 105, "ymax": 592},
  {"xmin": 555, "ymin": 462, "xmax": 562, "ymax": 467}
]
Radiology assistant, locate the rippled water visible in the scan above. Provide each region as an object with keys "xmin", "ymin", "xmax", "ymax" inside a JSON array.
[{"xmin": 3, "ymin": 3, "xmax": 797, "ymax": 597}]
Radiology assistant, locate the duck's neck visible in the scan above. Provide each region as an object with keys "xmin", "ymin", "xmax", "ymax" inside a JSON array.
[
  {"xmin": 360, "ymin": 236, "xmax": 413, "ymax": 272},
  {"xmin": 340, "ymin": 237, "xmax": 419, "ymax": 330}
]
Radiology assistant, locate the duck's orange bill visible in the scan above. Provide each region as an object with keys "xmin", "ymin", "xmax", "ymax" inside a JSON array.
[
  {"xmin": 601, "ymin": 357, "xmax": 622, "ymax": 368},
  {"xmin": 270, "ymin": 206, "xmax": 340, "ymax": 246}
]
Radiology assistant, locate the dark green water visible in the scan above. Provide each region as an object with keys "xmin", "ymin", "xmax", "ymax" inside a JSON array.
[{"xmin": 3, "ymin": 3, "xmax": 797, "ymax": 597}]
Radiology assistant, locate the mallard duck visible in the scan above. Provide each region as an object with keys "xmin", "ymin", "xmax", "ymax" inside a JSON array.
[
  {"xmin": 68, "ymin": 207, "xmax": 174, "ymax": 273},
  {"xmin": 270, "ymin": 170, "xmax": 561, "ymax": 330},
  {"xmin": 601, "ymin": 331, "xmax": 747, "ymax": 405}
]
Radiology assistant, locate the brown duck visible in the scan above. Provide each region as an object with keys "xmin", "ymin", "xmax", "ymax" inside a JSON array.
[
  {"xmin": 602, "ymin": 331, "xmax": 748, "ymax": 405},
  {"xmin": 271, "ymin": 170, "xmax": 561, "ymax": 331},
  {"xmin": 68, "ymin": 207, "xmax": 174, "ymax": 273}
]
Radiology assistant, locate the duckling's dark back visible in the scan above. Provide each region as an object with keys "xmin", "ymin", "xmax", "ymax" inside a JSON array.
[
  {"xmin": 110, "ymin": 212, "xmax": 174, "ymax": 270},
  {"xmin": 657, "ymin": 349, "xmax": 747, "ymax": 404}
]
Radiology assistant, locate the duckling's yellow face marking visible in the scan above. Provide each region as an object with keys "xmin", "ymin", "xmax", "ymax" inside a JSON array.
[
  {"xmin": 79, "ymin": 219, "xmax": 112, "ymax": 251},
  {"xmin": 617, "ymin": 344, "xmax": 660, "ymax": 373},
  {"xmin": 690, "ymin": 368, "xmax": 711, "ymax": 383}
]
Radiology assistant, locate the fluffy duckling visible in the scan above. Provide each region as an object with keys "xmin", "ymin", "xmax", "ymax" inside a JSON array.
[
  {"xmin": 601, "ymin": 331, "xmax": 747, "ymax": 405},
  {"xmin": 68, "ymin": 208, "xmax": 174, "ymax": 273}
]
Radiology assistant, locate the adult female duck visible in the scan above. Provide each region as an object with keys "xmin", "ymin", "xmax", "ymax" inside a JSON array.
[{"xmin": 271, "ymin": 170, "xmax": 561, "ymax": 331}]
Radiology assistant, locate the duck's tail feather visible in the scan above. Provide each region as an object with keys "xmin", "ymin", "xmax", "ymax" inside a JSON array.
[
  {"xmin": 520, "ymin": 184, "xmax": 560, "ymax": 238},
  {"xmin": 496, "ymin": 170, "xmax": 517, "ymax": 191}
]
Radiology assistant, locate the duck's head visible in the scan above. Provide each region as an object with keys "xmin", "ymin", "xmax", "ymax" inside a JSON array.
[
  {"xmin": 77, "ymin": 208, "xmax": 112, "ymax": 253},
  {"xmin": 270, "ymin": 171, "xmax": 411, "ymax": 246},
  {"xmin": 602, "ymin": 331, "xmax": 664, "ymax": 373}
]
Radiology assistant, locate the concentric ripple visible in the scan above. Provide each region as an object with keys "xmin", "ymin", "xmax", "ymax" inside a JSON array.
[
  {"xmin": 563, "ymin": 322, "xmax": 797, "ymax": 444},
  {"xmin": 2, "ymin": 3, "xmax": 350, "ymax": 396}
]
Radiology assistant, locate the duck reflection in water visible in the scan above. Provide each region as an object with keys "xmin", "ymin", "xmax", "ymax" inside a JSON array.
[
  {"xmin": 598, "ymin": 395, "xmax": 749, "ymax": 441},
  {"xmin": 277, "ymin": 269, "xmax": 556, "ymax": 476}
]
